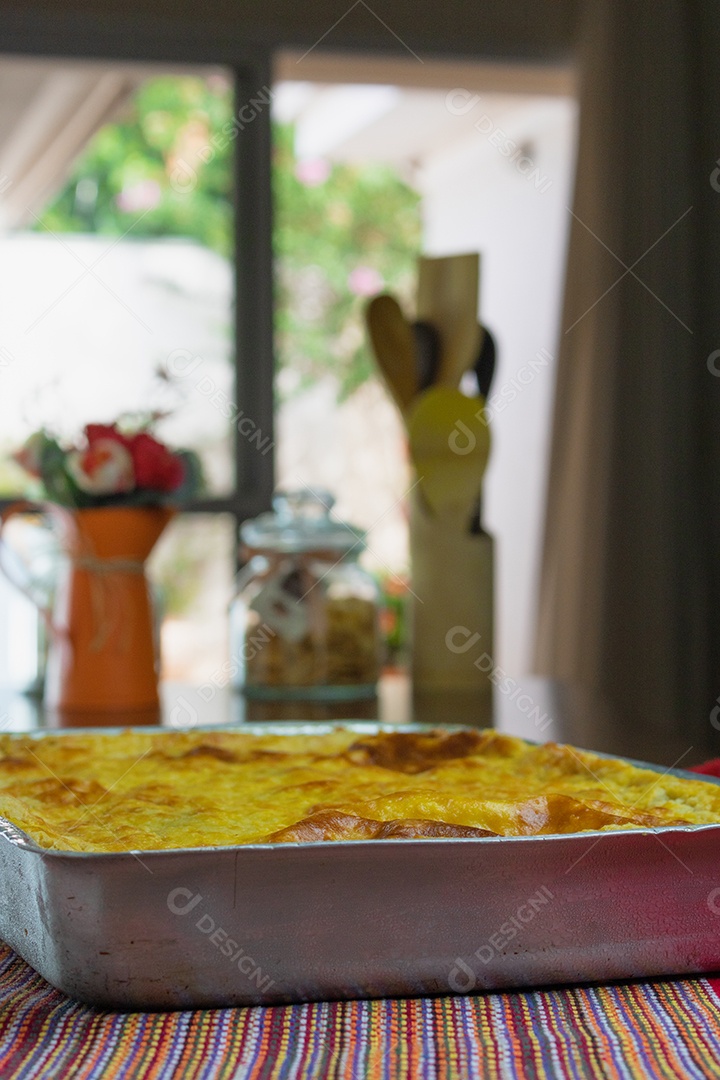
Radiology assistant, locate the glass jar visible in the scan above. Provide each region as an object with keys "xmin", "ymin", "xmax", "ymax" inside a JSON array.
[{"xmin": 230, "ymin": 491, "xmax": 381, "ymax": 700}]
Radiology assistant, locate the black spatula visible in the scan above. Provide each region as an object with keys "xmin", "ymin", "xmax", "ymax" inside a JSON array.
[
  {"xmin": 474, "ymin": 326, "xmax": 496, "ymax": 400},
  {"xmin": 412, "ymin": 320, "xmax": 441, "ymax": 392},
  {"xmin": 469, "ymin": 325, "xmax": 497, "ymax": 534}
]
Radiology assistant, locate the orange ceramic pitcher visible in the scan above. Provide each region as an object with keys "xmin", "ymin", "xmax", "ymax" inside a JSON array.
[{"xmin": 0, "ymin": 502, "xmax": 172, "ymax": 716}]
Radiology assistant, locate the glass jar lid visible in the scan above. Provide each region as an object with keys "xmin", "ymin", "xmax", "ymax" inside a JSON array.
[{"xmin": 240, "ymin": 490, "xmax": 365, "ymax": 555}]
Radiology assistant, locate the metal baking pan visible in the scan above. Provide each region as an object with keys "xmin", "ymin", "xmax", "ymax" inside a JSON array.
[{"xmin": 1, "ymin": 722, "xmax": 720, "ymax": 1011}]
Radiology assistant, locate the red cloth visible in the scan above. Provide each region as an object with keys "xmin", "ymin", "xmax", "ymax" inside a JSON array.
[{"xmin": 689, "ymin": 759, "xmax": 720, "ymax": 777}]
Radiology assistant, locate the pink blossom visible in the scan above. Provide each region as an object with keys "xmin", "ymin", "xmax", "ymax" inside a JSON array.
[
  {"xmin": 116, "ymin": 180, "xmax": 162, "ymax": 213},
  {"xmin": 67, "ymin": 439, "xmax": 135, "ymax": 495},
  {"xmin": 294, "ymin": 158, "xmax": 331, "ymax": 187},
  {"xmin": 348, "ymin": 266, "xmax": 384, "ymax": 297}
]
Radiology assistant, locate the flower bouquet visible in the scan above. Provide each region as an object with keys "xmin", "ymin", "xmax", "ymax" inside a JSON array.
[{"xmin": 12, "ymin": 419, "xmax": 203, "ymax": 507}]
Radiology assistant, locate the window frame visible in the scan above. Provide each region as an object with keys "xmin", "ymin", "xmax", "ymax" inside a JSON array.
[{"xmin": 0, "ymin": 31, "xmax": 276, "ymax": 533}]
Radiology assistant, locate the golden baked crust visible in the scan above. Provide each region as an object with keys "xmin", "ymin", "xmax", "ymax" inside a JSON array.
[{"xmin": 0, "ymin": 727, "xmax": 717, "ymax": 853}]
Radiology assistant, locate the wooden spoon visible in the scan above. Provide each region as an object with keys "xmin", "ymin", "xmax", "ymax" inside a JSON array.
[
  {"xmin": 406, "ymin": 386, "xmax": 491, "ymax": 525},
  {"xmin": 364, "ymin": 294, "xmax": 417, "ymax": 413},
  {"xmin": 417, "ymin": 254, "xmax": 481, "ymax": 390}
]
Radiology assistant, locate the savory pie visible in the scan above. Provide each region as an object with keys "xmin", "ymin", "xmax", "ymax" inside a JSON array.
[{"xmin": 0, "ymin": 727, "xmax": 717, "ymax": 853}]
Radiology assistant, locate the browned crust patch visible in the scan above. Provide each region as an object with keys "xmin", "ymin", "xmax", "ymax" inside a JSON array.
[
  {"xmin": 265, "ymin": 809, "xmax": 497, "ymax": 843},
  {"xmin": 344, "ymin": 729, "xmax": 512, "ymax": 774}
]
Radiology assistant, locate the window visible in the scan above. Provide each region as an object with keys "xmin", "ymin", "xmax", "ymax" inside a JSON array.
[{"xmin": 0, "ymin": 57, "xmax": 274, "ymax": 686}]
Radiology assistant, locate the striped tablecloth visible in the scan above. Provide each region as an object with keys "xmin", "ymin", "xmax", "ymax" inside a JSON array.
[{"xmin": 2, "ymin": 942, "xmax": 720, "ymax": 1079}]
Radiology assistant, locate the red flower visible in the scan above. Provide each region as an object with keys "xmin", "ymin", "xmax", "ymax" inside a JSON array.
[
  {"xmin": 129, "ymin": 432, "xmax": 185, "ymax": 492},
  {"xmin": 84, "ymin": 423, "xmax": 131, "ymax": 448}
]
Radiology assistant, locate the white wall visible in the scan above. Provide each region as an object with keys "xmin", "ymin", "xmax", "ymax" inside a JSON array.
[{"xmin": 418, "ymin": 95, "xmax": 577, "ymax": 673}]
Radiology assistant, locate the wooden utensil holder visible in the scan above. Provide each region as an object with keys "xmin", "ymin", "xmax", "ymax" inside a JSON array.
[{"xmin": 409, "ymin": 490, "xmax": 494, "ymax": 726}]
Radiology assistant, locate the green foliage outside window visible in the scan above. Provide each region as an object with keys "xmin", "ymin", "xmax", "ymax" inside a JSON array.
[
  {"xmin": 35, "ymin": 74, "xmax": 422, "ymax": 400},
  {"xmin": 38, "ymin": 76, "xmax": 233, "ymax": 256}
]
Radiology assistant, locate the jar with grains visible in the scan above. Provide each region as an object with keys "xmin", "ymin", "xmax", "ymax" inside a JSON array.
[{"xmin": 230, "ymin": 490, "xmax": 381, "ymax": 700}]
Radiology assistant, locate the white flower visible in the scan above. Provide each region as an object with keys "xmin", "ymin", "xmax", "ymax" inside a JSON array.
[{"xmin": 67, "ymin": 438, "xmax": 135, "ymax": 495}]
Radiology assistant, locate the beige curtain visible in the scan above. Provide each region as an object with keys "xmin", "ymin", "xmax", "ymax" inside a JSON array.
[{"xmin": 535, "ymin": 0, "xmax": 720, "ymax": 756}]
